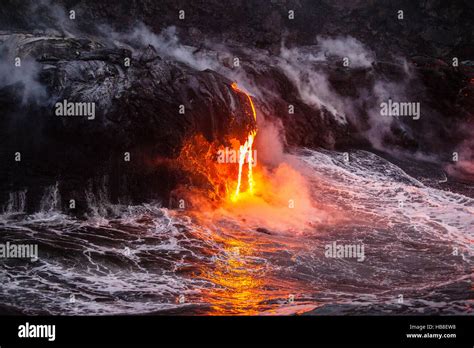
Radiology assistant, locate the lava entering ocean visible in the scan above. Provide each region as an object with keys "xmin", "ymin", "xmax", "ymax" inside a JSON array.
[
  {"xmin": 230, "ymin": 82, "xmax": 258, "ymax": 202},
  {"xmin": 174, "ymin": 82, "xmax": 324, "ymax": 233},
  {"xmin": 175, "ymin": 82, "xmax": 260, "ymax": 204}
]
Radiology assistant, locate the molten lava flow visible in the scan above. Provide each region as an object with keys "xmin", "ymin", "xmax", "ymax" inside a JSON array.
[
  {"xmin": 174, "ymin": 82, "xmax": 258, "ymax": 203},
  {"xmin": 230, "ymin": 82, "xmax": 258, "ymax": 202}
]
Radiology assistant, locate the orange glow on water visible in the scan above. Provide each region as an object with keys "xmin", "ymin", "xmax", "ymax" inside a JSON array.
[
  {"xmin": 200, "ymin": 236, "xmax": 267, "ymax": 315},
  {"xmin": 169, "ymin": 83, "xmax": 328, "ymax": 314}
]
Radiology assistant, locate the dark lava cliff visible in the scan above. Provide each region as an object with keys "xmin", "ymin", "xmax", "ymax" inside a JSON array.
[{"xmin": 0, "ymin": 0, "xmax": 473, "ymax": 214}]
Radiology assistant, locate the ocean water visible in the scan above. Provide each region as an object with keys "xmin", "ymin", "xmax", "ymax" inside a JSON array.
[{"xmin": 0, "ymin": 149, "xmax": 472, "ymax": 315}]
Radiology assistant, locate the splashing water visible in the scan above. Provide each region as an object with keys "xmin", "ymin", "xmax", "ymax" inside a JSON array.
[{"xmin": 0, "ymin": 149, "xmax": 472, "ymax": 315}]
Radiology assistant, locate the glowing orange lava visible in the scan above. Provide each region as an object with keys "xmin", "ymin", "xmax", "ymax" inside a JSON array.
[
  {"xmin": 230, "ymin": 82, "xmax": 257, "ymax": 202},
  {"xmin": 174, "ymin": 82, "xmax": 259, "ymax": 204}
]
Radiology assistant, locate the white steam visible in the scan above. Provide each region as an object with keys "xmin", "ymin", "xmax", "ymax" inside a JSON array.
[
  {"xmin": 0, "ymin": 37, "xmax": 47, "ymax": 104},
  {"xmin": 107, "ymin": 25, "xmax": 422, "ymax": 154},
  {"xmin": 446, "ymin": 130, "xmax": 474, "ymax": 181},
  {"xmin": 317, "ymin": 36, "xmax": 375, "ymax": 68}
]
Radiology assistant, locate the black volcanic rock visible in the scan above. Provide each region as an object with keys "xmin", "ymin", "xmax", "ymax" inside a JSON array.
[
  {"xmin": 1, "ymin": 0, "xmax": 473, "ymax": 59},
  {"xmin": 0, "ymin": 1, "xmax": 473, "ymax": 214},
  {"xmin": 0, "ymin": 34, "xmax": 256, "ymax": 214}
]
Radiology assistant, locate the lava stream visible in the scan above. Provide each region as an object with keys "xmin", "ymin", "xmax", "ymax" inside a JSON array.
[{"xmin": 231, "ymin": 82, "xmax": 258, "ymax": 202}]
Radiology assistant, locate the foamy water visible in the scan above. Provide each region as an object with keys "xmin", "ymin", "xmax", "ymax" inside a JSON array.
[{"xmin": 0, "ymin": 150, "xmax": 472, "ymax": 315}]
